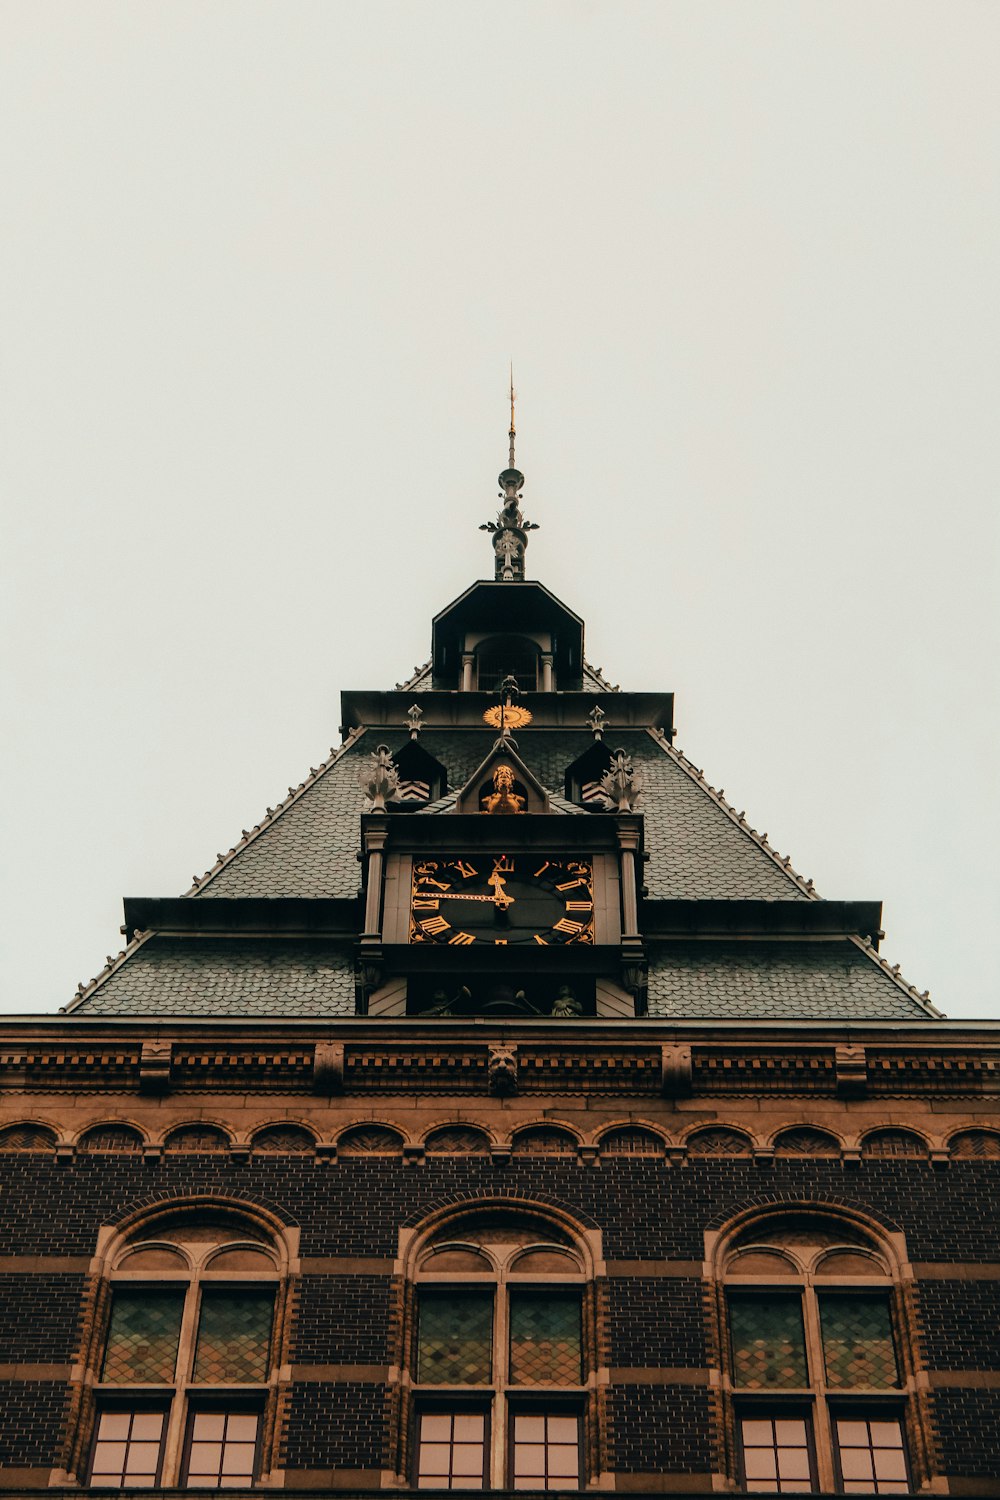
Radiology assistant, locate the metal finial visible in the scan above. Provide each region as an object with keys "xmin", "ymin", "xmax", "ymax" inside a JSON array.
[{"xmin": 509, "ymin": 364, "xmax": 516, "ymax": 468}]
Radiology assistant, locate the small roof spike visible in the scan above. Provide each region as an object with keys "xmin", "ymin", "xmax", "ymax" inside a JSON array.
[{"xmin": 478, "ymin": 368, "xmax": 538, "ymax": 581}]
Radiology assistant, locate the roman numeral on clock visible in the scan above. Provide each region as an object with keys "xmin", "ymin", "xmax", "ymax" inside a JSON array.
[
  {"xmin": 447, "ymin": 931, "xmax": 476, "ymax": 946},
  {"xmin": 555, "ymin": 878, "xmax": 588, "ymax": 892},
  {"xmin": 553, "ymin": 917, "xmax": 584, "ymax": 935},
  {"xmin": 565, "ymin": 900, "xmax": 593, "ymax": 912},
  {"xmin": 419, "ymin": 915, "xmax": 450, "ymax": 936},
  {"xmin": 412, "ymin": 898, "xmax": 441, "ymax": 910}
]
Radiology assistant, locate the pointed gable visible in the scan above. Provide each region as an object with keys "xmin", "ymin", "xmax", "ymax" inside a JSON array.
[{"xmin": 455, "ymin": 741, "xmax": 551, "ymax": 815}]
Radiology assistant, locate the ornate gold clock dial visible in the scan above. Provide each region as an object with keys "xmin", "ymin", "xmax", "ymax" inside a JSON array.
[{"xmin": 409, "ymin": 855, "xmax": 594, "ymax": 947}]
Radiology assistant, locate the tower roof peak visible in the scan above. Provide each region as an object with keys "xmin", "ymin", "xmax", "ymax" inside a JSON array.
[{"xmin": 479, "ymin": 369, "xmax": 538, "ymax": 581}]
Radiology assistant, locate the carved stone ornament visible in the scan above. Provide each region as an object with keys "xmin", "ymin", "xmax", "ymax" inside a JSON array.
[
  {"xmin": 360, "ymin": 744, "xmax": 399, "ymax": 812},
  {"xmin": 586, "ymin": 704, "xmax": 608, "ymax": 739},
  {"xmin": 488, "ymin": 1044, "xmax": 518, "ymax": 1096},
  {"xmin": 600, "ymin": 747, "xmax": 643, "ymax": 813},
  {"xmin": 405, "ymin": 703, "xmax": 423, "ymax": 739}
]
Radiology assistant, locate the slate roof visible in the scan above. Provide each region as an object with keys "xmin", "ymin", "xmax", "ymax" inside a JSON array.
[
  {"xmin": 192, "ymin": 727, "xmax": 808, "ymax": 903},
  {"xmin": 647, "ymin": 940, "xmax": 935, "ymax": 1021},
  {"xmin": 73, "ymin": 937, "xmax": 355, "ymax": 1017}
]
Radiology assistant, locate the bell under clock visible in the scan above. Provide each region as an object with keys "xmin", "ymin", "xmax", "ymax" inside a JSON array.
[{"xmin": 408, "ymin": 854, "xmax": 595, "ymax": 947}]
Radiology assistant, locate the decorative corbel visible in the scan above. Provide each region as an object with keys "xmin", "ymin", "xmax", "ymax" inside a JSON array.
[
  {"xmin": 488, "ymin": 1044, "xmax": 518, "ymax": 1096},
  {"xmin": 836, "ymin": 1044, "xmax": 868, "ymax": 1097},
  {"xmin": 313, "ymin": 1042, "xmax": 345, "ymax": 1094},
  {"xmin": 139, "ymin": 1039, "xmax": 172, "ymax": 1095},
  {"xmin": 660, "ymin": 1044, "xmax": 693, "ymax": 1097}
]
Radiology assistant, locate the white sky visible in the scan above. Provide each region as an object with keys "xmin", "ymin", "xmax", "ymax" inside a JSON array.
[{"xmin": 1, "ymin": 2, "xmax": 997, "ymax": 1018}]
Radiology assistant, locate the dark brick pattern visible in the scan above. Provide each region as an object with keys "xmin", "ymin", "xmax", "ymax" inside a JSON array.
[
  {"xmin": 932, "ymin": 1389, "xmax": 1000, "ymax": 1478},
  {"xmin": 0, "ymin": 1275, "xmax": 84, "ymax": 1363},
  {"xmin": 292, "ymin": 1276, "xmax": 391, "ymax": 1363},
  {"xmin": 281, "ymin": 1381, "xmax": 385, "ymax": 1469},
  {"xmin": 608, "ymin": 1279, "xmax": 706, "ymax": 1369},
  {"xmin": 0, "ymin": 1381, "xmax": 69, "ymax": 1466},
  {"xmin": 919, "ymin": 1282, "xmax": 1000, "ymax": 1370},
  {"xmin": 609, "ymin": 1383, "xmax": 712, "ymax": 1472}
]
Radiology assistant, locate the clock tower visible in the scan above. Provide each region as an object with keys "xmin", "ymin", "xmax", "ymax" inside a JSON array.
[{"xmin": 0, "ymin": 411, "xmax": 997, "ymax": 1498}]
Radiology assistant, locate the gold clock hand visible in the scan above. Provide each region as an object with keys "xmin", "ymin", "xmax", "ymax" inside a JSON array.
[{"xmin": 416, "ymin": 891, "xmax": 514, "ymax": 904}]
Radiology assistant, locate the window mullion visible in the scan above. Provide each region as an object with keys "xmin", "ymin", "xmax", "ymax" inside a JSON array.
[
  {"xmin": 802, "ymin": 1278, "xmax": 835, "ymax": 1493},
  {"xmin": 160, "ymin": 1276, "xmax": 200, "ymax": 1486},
  {"xmin": 492, "ymin": 1272, "xmax": 509, "ymax": 1490}
]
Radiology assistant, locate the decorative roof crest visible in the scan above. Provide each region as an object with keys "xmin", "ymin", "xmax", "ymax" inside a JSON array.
[{"xmin": 479, "ymin": 368, "xmax": 538, "ymax": 581}]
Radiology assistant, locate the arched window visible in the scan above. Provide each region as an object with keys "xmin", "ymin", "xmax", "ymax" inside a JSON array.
[
  {"xmin": 0, "ymin": 1122, "xmax": 56, "ymax": 1151},
  {"xmin": 949, "ymin": 1128, "xmax": 1000, "ymax": 1158},
  {"xmin": 250, "ymin": 1124, "xmax": 315, "ymax": 1154},
  {"xmin": 599, "ymin": 1126, "xmax": 665, "ymax": 1158},
  {"xmin": 408, "ymin": 1211, "xmax": 591, "ymax": 1489},
  {"xmin": 86, "ymin": 1210, "xmax": 284, "ymax": 1489},
  {"xmin": 718, "ymin": 1213, "xmax": 912, "ymax": 1494},
  {"xmin": 773, "ymin": 1127, "xmax": 841, "ymax": 1157},
  {"xmin": 79, "ymin": 1124, "xmax": 144, "ymax": 1153},
  {"xmin": 511, "ymin": 1126, "xmax": 578, "ymax": 1157},
  {"xmin": 688, "ymin": 1127, "xmax": 753, "ymax": 1157},
  {"xmin": 425, "ymin": 1126, "xmax": 491, "ymax": 1155},
  {"xmin": 860, "ymin": 1129, "xmax": 929, "ymax": 1160},
  {"xmin": 163, "ymin": 1126, "xmax": 231, "ymax": 1155},
  {"xmin": 338, "ymin": 1124, "xmax": 404, "ymax": 1155},
  {"xmin": 475, "ymin": 635, "xmax": 541, "ymax": 693}
]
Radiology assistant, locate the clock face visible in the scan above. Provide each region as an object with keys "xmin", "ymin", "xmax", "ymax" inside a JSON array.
[{"xmin": 409, "ymin": 855, "xmax": 594, "ymax": 947}]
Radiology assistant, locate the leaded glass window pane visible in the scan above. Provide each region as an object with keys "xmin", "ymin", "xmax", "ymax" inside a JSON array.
[
  {"xmin": 185, "ymin": 1410, "xmax": 260, "ymax": 1487},
  {"xmin": 820, "ymin": 1295, "xmax": 899, "ymax": 1389},
  {"xmin": 509, "ymin": 1293, "xmax": 582, "ymax": 1385},
  {"xmin": 102, "ymin": 1290, "xmax": 184, "ymax": 1384},
  {"xmin": 193, "ymin": 1289, "xmax": 274, "ymax": 1384},
  {"xmin": 91, "ymin": 1409, "xmax": 166, "ymax": 1486},
  {"xmin": 417, "ymin": 1292, "xmax": 493, "ymax": 1385},
  {"xmin": 512, "ymin": 1412, "xmax": 581, "ymax": 1490},
  {"xmin": 740, "ymin": 1416, "xmax": 814, "ymax": 1494},
  {"xmin": 729, "ymin": 1293, "xmax": 808, "ymax": 1388},
  {"xmin": 417, "ymin": 1410, "xmax": 486, "ymax": 1489},
  {"xmin": 836, "ymin": 1416, "xmax": 908, "ymax": 1493}
]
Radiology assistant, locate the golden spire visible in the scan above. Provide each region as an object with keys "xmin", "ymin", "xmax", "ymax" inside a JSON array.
[{"xmin": 508, "ymin": 364, "xmax": 516, "ymax": 469}]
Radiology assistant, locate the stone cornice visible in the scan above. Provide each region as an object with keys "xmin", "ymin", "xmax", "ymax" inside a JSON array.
[{"xmin": 0, "ymin": 1021, "xmax": 998, "ymax": 1098}]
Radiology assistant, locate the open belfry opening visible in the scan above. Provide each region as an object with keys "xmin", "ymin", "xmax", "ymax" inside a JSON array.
[{"xmin": 2, "ymin": 412, "xmax": 997, "ymax": 1497}]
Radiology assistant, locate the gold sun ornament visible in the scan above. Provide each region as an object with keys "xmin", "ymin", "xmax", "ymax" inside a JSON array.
[{"xmin": 482, "ymin": 704, "xmax": 533, "ymax": 730}]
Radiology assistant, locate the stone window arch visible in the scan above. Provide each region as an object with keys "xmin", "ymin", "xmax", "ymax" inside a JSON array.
[
  {"xmin": 78, "ymin": 1124, "xmax": 145, "ymax": 1153},
  {"xmin": 250, "ymin": 1124, "xmax": 315, "ymax": 1155},
  {"xmin": 949, "ymin": 1128, "xmax": 1000, "ymax": 1159},
  {"xmin": 163, "ymin": 1125, "xmax": 231, "ymax": 1155},
  {"xmin": 397, "ymin": 1206, "xmax": 599, "ymax": 1490},
  {"xmin": 599, "ymin": 1125, "xmax": 665, "ymax": 1158},
  {"xmin": 711, "ymin": 1210, "xmax": 927, "ymax": 1494},
  {"xmin": 511, "ymin": 1126, "xmax": 579, "ymax": 1157},
  {"xmin": 773, "ymin": 1127, "xmax": 841, "ymax": 1158},
  {"xmin": 79, "ymin": 1205, "xmax": 289, "ymax": 1489},
  {"xmin": 425, "ymin": 1126, "xmax": 491, "ymax": 1155},
  {"xmin": 860, "ymin": 1129, "xmax": 929, "ymax": 1161},
  {"xmin": 0, "ymin": 1121, "xmax": 56, "ymax": 1151},
  {"xmin": 688, "ymin": 1126, "xmax": 754, "ymax": 1157},
  {"xmin": 338, "ymin": 1124, "xmax": 405, "ymax": 1155}
]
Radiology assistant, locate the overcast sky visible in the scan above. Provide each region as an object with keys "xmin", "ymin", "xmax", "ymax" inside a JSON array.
[{"xmin": 2, "ymin": 2, "xmax": 997, "ymax": 1019}]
